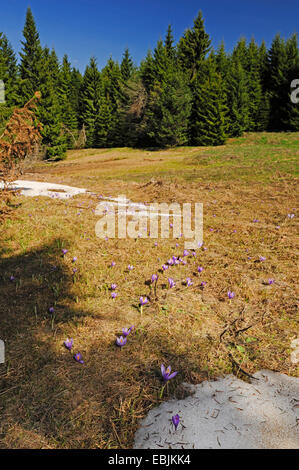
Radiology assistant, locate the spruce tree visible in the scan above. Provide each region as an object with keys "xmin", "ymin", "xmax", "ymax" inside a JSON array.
[
  {"xmin": 120, "ymin": 48, "xmax": 134, "ymax": 82},
  {"xmin": 140, "ymin": 50, "xmax": 156, "ymax": 92},
  {"xmin": 59, "ymin": 54, "xmax": 78, "ymax": 145},
  {"xmin": 19, "ymin": 7, "xmax": 43, "ymax": 103},
  {"xmin": 117, "ymin": 71, "xmax": 148, "ymax": 147},
  {"xmin": 0, "ymin": 33, "xmax": 19, "ymax": 106},
  {"xmin": 266, "ymin": 34, "xmax": 287, "ymax": 130},
  {"xmin": 246, "ymin": 38, "xmax": 264, "ymax": 131},
  {"xmin": 178, "ymin": 11, "xmax": 211, "ymax": 82},
  {"xmin": 226, "ymin": 56, "xmax": 250, "ymax": 136},
  {"xmin": 94, "ymin": 93, "xmax": 113, "ymax": 147},
  {"xmin": 38, "ymin": 47, "xmax": 68, "ymax": 159},
  {"xmin": 165, "ymin": 25, "xmax": 176, "ymax": 60},
  {"xmin": 215, "ymin": 41, "xmax": 229, "ymax": 79},
  {"xmin": 79, "ymin": 57, "xmax": 102, "ymax": 147},
  {"xmin": 101, "ymin": 57, "xmax": 122, "ymax": 146},
  {"xmin": 143, "ymin": 69, "xmax": 192, "ymax": 147},
  {"xmin": 189, "ymin": 56, "xmax": 227, "ymax": 146}
]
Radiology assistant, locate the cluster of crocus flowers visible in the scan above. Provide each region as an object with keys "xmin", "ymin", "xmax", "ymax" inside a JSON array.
[
  {"xmin": 63, "ymin": 338, "xmax": 84, "ymax": 364},
  {"xmin": 116, "ymin": 325, "xmax": 134, "ymax": 347}
]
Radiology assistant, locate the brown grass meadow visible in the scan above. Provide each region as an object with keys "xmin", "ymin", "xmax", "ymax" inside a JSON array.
[{"xmin": 0, "ymin": 132, "xmax": 298, "ymax": 448}]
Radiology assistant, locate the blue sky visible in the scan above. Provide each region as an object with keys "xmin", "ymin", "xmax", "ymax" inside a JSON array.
[{"xmin": 1, "ymin": 0, "xmax": 298, "ymax": 72}]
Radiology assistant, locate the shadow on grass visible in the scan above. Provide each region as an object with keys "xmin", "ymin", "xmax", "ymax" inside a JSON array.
[{"xmin": 0, "ymin": 239, "xmax": 122, "ymax": 448}]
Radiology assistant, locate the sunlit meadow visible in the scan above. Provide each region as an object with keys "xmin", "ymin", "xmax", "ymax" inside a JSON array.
[{"xmin": 0, "ymin": 132, "xmax": 298, "ymax": 448}]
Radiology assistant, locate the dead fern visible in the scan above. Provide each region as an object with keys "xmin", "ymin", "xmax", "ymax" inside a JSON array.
[{"xmin": 0, "ymin": 92, "xmax": 42, "ymax": 221}]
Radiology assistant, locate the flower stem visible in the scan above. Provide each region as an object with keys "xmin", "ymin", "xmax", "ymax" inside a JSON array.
[{"xmin": 159, "ymin": 384, "xmax": 165, "ymax": 399}]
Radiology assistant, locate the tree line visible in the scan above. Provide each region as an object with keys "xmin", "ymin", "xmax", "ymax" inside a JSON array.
[{"xmin": 0, "ymin": 7, "xmax": 298, "ymax": 159}]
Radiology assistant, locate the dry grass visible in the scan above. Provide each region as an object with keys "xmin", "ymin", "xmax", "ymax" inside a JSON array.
[{"xmin": 0, "ymin": 132, "xmax": 298, "ymax": 448}]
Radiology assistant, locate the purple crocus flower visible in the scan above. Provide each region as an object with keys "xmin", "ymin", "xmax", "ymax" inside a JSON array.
[
  {"xmin": 162, "ymin": 264, "xmax": 169, "ymax": 271},
  {"xmin": 227, "ymin": 290, "xmax": 235, "ymax": 299},
  {"xmin": 183, "ymin": 250, "xmax": 189, "ymax": 257},
  {"xmin": 64, "ymin": 338, "xmax": 73, "ymax": 350},
  {"xmin": 111, "ymin": 283, "xmax": 117, "ymax": 290},
  {"xmin": 72, "ymin": 256, "xmax": 77, "ymax": 263},
  {"xmin": 111, "ymin": 292, "xmax": 117, "ymax": 299},
  {"xmin": 128, "ymin": 265, "xmax": 134, "ymax": 271},
  {"xmin": 115, "ymin": 336, "xmax": 127, "ymax": 347},
  {"xmin": 172, "ymin": 414, "xmax": 180, "ymax": 431},
  {"xmin": 73, "ymin": 268, "xmax": 78, "ymax": 273},
  {"xmin": 168, "ymin": 278, "xmax": 175, "ymax": 288},
  {"xmin": 186, "ymin": 277, "xmax": 193, "ymax": 287},
  {"xmin": 161, "ymin": 364, "xmax": 178, "ymax": 382},
  {"xmin": 139, "ymin": 296, "xmax": 148, "ymax": 306},
  {"xmin": 49, "ymin": 307, "xmax": 55, "ymax": 313},
  {"xmin": 9, "ymin": 275, "xmax": 15, "ymax": 281},
  {"xmin": 151, "ymin": 274, "xmax": 158, "ymax": 283},
  {"xmin": 62, "ymin": 249, "xmax": 68, "ymax": 255},
  {"xmin": 200, "ymin": 281, "xmax": 207, "ymax": 287},
  {"xmin": 288, "ymin": 213, "xmax": 295, "ymax": 219},
  {"xmin": 197, "ymin": 266, "xmax": 203, "ymax": 273},
  {"xmin": 167, "ymin": 258, "xmax": 174, "ymax": 266},
  {"xmin": 268, "ymin": 278, "xmax": 275, "ymax": 285},
  {"xmin": 259, "ymin": 256, "xmax": 266, "ymax": 262},
  {"xmin": 110, "ymin": 261, "xmax": 116, "ymax": 267},
  {"xmin": 73, "ymin": 352, "xmax": 84, "ymax": 364}
]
